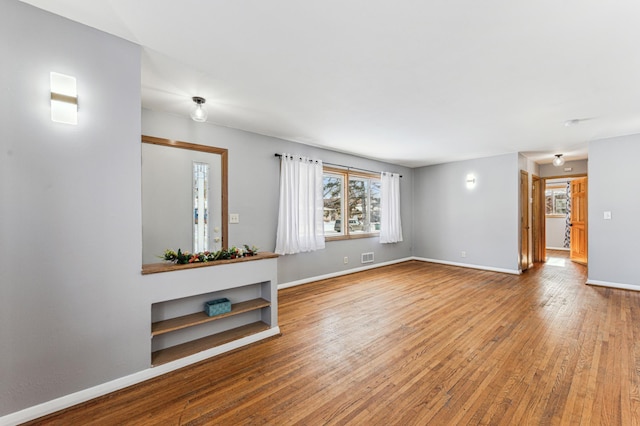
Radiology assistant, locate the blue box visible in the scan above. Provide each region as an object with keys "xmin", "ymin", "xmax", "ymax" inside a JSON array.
[{"xmin": 204, "ymin": 298, "xmax": 231, "ymax": 317}]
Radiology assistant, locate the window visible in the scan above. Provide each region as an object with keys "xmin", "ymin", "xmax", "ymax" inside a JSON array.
[
  {"xmin": 193, "ymin": 162, "xmax": 209, "ymax": 252},
  {"xmin": 323, "ymin": 172, "xmax": 343, "ymax": 237},
  {"xmin": 545, "ymin": 186, "xmax": 567, "ymax": 216},
  {"xmin": 323, "ymin": 168, "xmax": 381, "ymax": 239}
]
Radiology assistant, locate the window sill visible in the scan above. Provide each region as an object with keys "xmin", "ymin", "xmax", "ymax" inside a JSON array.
[{"xmin": 326, "ymin": 233, "xmax": 380, "ymax": 242}]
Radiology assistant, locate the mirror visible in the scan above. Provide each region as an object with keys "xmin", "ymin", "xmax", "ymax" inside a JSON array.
[{"xmin": 141, "ymin": 135, "xmax": 228, "ymax": 265}]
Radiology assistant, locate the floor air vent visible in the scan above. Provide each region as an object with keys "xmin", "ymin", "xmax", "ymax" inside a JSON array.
[{"xmin": 361, "ymin": 252, "xmax": 374, "ymax": 264}]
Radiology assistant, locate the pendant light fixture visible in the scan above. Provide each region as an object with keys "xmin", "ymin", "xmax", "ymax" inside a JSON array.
[
  {"xmin": 552, "ymin": 154, "xmax": 565, "ymax": 167},
  {"xmin": 190, "ymin": 96, "xmax": 208, "ymax": 122}
]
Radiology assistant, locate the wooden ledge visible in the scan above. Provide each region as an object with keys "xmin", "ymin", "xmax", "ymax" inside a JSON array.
[{"xmin": 142, "ymin": 252, "xmax": 279, "ymax": 275}]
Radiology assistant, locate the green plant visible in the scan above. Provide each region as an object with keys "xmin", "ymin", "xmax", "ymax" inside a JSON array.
[{"xmin": 161, "ymin": 245, "xmax": 259, "ymax": 264}]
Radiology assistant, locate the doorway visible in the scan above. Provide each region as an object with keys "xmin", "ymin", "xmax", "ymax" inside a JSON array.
[{"xmin": 541, "ymin": 175, "xmax": 588, "ymax": 265}]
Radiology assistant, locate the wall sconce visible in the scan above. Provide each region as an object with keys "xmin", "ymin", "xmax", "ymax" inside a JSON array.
[
  {"xmin": 466, "ymin": 174, "xmax": 476, "ymax": 189},
  {"xmin": 50, "ymin": 72, "xmax": 78, "ymax": 125},
  {"xmin": 190, "ymin": 96, "xmax": 208, "ymax": 122}
]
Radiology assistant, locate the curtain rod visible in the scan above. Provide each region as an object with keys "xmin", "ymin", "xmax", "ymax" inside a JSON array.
[{"xmin": 274, "ymin": 153, "xmax": 402, "ymax": 178}]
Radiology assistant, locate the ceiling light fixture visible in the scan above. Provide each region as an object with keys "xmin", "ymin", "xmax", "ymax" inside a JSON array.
[
  {"xmin": 190, "ymin": 96, "xmax": 208, "ymax": 122},
  {"xmin": 552, "ymin": 154, "xmax": 565, "ymax": 167}
]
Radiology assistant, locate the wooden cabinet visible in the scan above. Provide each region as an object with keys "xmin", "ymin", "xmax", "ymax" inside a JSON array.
[{"xmin": 144, "ymin": 253, "xmax": 279, "ymax": 367}]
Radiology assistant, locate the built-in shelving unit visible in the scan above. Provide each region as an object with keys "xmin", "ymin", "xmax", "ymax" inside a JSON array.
[
  {"xmin": 152, "ymin": 298, "xmax": 271, "ymax": 336},
  {"xmin": 152, "ymin": 322, "xmax": 270, "ymax": 366},
  {"xmin": 145, "ymin": 253, "xmax": 279, "ymax": 367}
]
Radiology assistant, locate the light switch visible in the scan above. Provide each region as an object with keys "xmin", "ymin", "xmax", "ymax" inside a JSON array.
[
  {"xmin": 229, "ymin": 213, "xmax": 240, "ymax": 224},
  {"xmin": 603, "ymin": 211, "xmax": 612, "ymax": 220}
]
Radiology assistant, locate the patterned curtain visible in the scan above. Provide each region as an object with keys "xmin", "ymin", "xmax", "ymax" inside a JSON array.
[{"xmin": 564, "ymin": 181, "xmax": 571, "ymax": 248}]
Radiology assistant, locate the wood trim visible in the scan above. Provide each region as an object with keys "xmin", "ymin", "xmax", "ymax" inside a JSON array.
[
  {"xmin": 142, "ymin": 135, "xmax": 227, "ymax": 155},
  {"xmin": 141, "ymin": 252, "xmax": 279, "ymax": 275},
  {"xmin": 532, "ymin": 175, "xmax": 545, "ymax": 262},
  {"xmin": 519, "ymin": 170, "xmax": 529, "ymax": 271},
  {"xmin": 323, "ymin": 165, "xmax": 379, "ymax": 179},
  {"xmin": 543, "ymin": 172, "xmax": 587, "ymax": 180},
  {"xmin": 220, "ymin": 150, "xmax": 228, "ymax": 248},
  {"xmin": 141, "ymin": 135, "xmax": 229, "ymax": 250},
  {"xmin": 325, "ymin": 232, "xmax": 381, "ymax": 242}
]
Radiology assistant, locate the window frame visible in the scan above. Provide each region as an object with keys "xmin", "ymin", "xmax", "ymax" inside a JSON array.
[
  {"xmin": 323, "ymin": 166, "xmax": 381, "ymax": 241},
  {"xmin": 545, "ymin": 184, "xmax": 568, "ymax": 217}
]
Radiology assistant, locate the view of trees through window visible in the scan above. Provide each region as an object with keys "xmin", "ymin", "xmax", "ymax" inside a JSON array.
[
  {"xmin": 323, "ymin": 173, "xmax": 343, "ymax": 237},
  {"xmin": 545, "ymin": 187, "xmax": 568, "ymax": 215},
  {"xmin": 323, "ymin": 169, "xmax": 380, "ymax": 238}
]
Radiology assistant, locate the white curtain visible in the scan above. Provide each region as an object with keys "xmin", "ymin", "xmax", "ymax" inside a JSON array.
[
  {"xmin": 275, "ymin": 154, "xmax": 325, "ymax": 255},
  {"xmin": 380, "ymin": 172, "xmax": 403, "ymax": 244}
]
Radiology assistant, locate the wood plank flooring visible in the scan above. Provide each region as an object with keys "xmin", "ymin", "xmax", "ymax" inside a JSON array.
[{"xmin": 26, "ymin": 252, "xmax": 640, "ymax": 425}]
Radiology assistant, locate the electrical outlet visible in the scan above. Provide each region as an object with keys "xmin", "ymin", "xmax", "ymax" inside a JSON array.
[
  {"xmin": 344, "ymin": 256, "xmax": 348, "ymax": 264},
  {"xmin": 461, "ymin": 251, "xmax": 467, "ymax": 258},
  {"xmin": 229, "ymin": 213, "xmax": 240, "ymax": 224}
]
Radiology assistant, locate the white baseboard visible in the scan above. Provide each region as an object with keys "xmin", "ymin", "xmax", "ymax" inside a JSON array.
[
  {"xmin": 0, "ymin": 327, "xmax": 281, "ymax": 426},
  {"xmin": 278, "ymin": 257, "xmax": 519, "ymax": 293},
  {"xmin": 278, "ymin": 257, "xmax": 413, "ymax": 289},
  {"xmin": 412, "ymin": 257, "xmax": 521, "ymax": 275},
  {"xmin": 586, "ymin": 279, "xmax": 640, "ymax": 292}
]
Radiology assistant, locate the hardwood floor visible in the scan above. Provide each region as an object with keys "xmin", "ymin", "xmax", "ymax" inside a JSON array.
[{"xmin": 26, "ymin": 252, "xmax": 640, "ymax": 425}]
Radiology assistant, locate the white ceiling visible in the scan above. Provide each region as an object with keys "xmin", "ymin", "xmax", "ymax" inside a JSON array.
[{"xmin": 21, "ymin": 0, "xmax": 640, "ymax": 167}]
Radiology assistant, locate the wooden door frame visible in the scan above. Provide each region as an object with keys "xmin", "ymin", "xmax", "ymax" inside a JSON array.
[
  {"xmin": 543, "ymin": 173, "xmax": 587, "ymax": 261},
  {"xmin": 532, "ymin": 175, "xmax": 545, "ymax": 262},
  {"xmin": 520, "ymin": 170, "xmax": 530, "ymax": 272},
  {"xmin": 542, "ymin": 173, "xmax": 587, "ymax": 180}
]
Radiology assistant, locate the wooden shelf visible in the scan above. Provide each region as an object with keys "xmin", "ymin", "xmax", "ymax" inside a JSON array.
[
  {"xmin": 142, "ymin": 252, "xmax": 279, "ymax": 275},
  {"xmin": 151, "ymin": 298, "xmax": 270, "ymax": 336},
  {"xmin": 151, "ymin": 321, "xmax": 270, "ymax": 366}
]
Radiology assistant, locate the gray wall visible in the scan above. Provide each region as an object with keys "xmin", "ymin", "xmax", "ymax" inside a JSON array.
[
  {"xmin": 0, "ymin": 3, "xmax": 414, "ymax": 415},
  {"xmin": 0, "ymin": 0, "xmax": 145, "ymax": 416},
  {"xmin": 588, "ymin": 134, "xmax": 640, "ymax": 287},
  {"xmin": 142, "ymin": 109, "xmax": 414, "ymax": 284},
  {"xmin": 412, "ymin": 153, "xmax": 520, "ymax": 272},
  {"xmin": 141, "ymin": 144, "xmax": 223, "ymax": 264},
  {"xmin": 546, "ymin": 216, "xmax": 567, "ymax": 249},
  {"xmin": 539, "ymin": 159, "xmax": 588, "ymax": 178}
]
